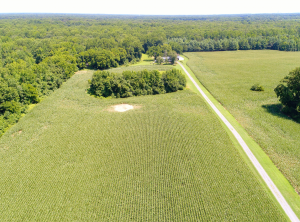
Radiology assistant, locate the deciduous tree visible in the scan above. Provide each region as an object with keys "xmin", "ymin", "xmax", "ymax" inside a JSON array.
[{"xmin": 274, "ymin": 67, "xmax": 300, "ymax": 120}]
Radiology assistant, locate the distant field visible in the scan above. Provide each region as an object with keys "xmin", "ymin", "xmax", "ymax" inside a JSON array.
[
  {"xmin": 0, "ymin": 67, "xmax": 286, "ymax": 220},
  {"xmin": 185, "ymin": 50, "xmax": 300, "ymax": 196}
]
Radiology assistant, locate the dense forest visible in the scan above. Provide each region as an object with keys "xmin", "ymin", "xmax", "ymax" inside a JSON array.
[{"xmin": 1, "ymin": 13, "xmax": 300, "ymax": 136}]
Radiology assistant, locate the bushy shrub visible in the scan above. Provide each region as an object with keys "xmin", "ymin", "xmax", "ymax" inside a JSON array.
[
  {"xmin": 251, "ymin": 84, "xmax": 264, "ymax": 91},
  {"xmin": 89, "ymin": 69, "xmax": 186, "ymax": 98},
  {"xmin": 274, "ymin": 67, "xmax": 300, "ymax": 120},
  {"xmin": 0, "ymin": 101, "xmax": 21, "ymax": 114}
]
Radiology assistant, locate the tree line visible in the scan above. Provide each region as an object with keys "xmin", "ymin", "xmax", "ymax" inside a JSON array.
[{"xmin": 166, "ymin": 37, "xmax": 300, "ymax": 53}]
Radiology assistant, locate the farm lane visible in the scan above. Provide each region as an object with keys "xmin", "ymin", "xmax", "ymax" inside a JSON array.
[{"xmin": 178, "ymin": 62, "xmax": 300, "ymax": 222}]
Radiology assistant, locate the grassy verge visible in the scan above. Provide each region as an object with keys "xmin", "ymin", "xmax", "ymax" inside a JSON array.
[{"xmin": 180, "ymin": 52, "xmax": 300, "ymax": 218}]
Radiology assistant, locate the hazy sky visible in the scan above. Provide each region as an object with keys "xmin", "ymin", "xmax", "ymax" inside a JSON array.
[{"xmin": 1, "ymin": 0, "xmax": 300, "ymax": 15}]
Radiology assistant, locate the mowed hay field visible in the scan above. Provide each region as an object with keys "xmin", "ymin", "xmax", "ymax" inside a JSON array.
[
  {"xmin": 0, "ymin": 68, "xmax": 287, "ymax": 221},
  {"xmin": 185, "ymin": 50, "xmax": 300, "ymax": 196}
]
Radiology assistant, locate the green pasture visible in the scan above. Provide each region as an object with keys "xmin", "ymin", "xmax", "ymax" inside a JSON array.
[
  {"xmin": 0, "ymin": 66, "xmax": 287, "ymax": 221},
  {"xmin": 108, "ymin": 65, "xmax": 177, "ymax": 74},
  {"xmin": 132, "ymin": 53, "xmax": 155, "ymax": 66},
  {"xmin": 184, "ymin": 50, "xmax": 300, "ymax": 215}
]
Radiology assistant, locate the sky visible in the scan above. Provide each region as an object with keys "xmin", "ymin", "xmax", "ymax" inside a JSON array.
[{"xmin": 1, "ymin": 0, "xmax": 300, "ymax": 15}]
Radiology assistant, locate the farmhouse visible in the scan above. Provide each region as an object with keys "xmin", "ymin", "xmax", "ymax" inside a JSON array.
[{"xmin": 161, "ymin": 55, "xmax": 184, "ymax": 61}]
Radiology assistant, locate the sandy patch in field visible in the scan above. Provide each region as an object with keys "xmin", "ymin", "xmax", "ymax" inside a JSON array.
[
  {"xmin": 114, "ymin": 104, "xmax": 134, "ymax": 112},
  {"xmin": 11, "ymin": 130, "xmax": 22, "ymax": 137},
  {"xmin": 109, "ymin": 104, "xmax": 141, "ymax": 112},
  {"xmin": 76, "ymin": 70, "xmax": 88, "ymax": 74}
]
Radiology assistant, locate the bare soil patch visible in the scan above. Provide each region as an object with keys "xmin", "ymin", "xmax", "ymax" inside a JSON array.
[{"xmin": 108, "ymin": 104, "xmax": 141, "ymax": 112}]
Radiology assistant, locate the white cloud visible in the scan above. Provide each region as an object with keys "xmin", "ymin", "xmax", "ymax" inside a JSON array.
[{"xmin": 1, "ymin": 0, "xmax": 300, "ymax": 15}]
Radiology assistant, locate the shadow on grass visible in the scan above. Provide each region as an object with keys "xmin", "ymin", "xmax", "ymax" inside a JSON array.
[{"xmin": 262, "ymin": 103, "xmax": 299, "ymax": 123}]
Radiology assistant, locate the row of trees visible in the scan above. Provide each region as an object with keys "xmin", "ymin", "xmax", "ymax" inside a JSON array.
[
  {"xmin": 167, "ymin": 37, "xmax": 300, "ymax": 52},
  {"xmin": 89, "ymin": 69, "xmax": 186, "ymax": 98}
]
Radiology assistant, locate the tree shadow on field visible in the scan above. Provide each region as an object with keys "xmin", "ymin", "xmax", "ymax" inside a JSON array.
[{"xmin": 262, "ymin": 103, "xmax": 299, "ymax": 123}]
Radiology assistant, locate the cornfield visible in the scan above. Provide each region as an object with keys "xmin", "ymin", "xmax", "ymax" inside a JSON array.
[{"xmin": 0, "ymin": 68, "xmax": 287, "ymax": 221}]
